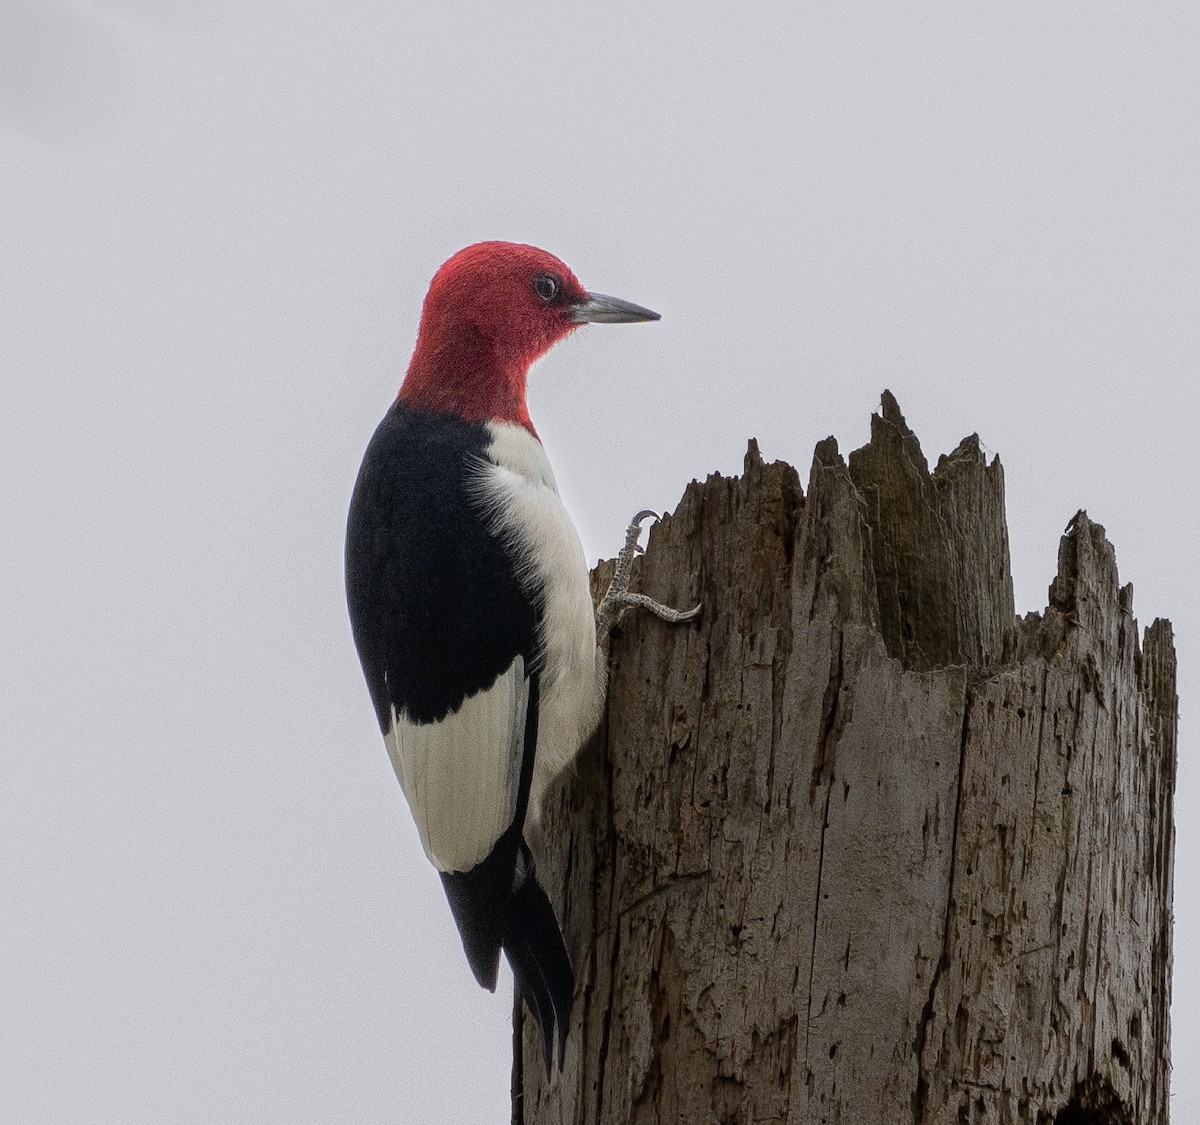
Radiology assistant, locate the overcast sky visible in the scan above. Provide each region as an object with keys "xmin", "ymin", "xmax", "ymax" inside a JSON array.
[{"xmin": 2, "ymin": 2, "xmax": 1196, "ymax": 1121}]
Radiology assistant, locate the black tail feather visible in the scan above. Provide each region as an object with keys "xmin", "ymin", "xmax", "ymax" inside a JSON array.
[
  {"xmin": 502, "ymin": 849, "xmax": 574, "ymax": 1075},
  {"xmin": 440, "ymin": 821, "xmax": 523, "ymax": 991}
]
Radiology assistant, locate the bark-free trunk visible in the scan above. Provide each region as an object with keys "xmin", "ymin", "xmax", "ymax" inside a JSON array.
[{"xmin": 514, "ymin": 393, "xmax": 1176, "ymax": 1125}]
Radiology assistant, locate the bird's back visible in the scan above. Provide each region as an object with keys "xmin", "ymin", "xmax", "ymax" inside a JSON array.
[{"xmin": 345, "ymin": 401, "xmax": 539, "ymax": 733}]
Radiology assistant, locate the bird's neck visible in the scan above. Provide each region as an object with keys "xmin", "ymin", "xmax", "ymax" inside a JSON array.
[{"xmin": 398, "ymin": 324, "xmax": 537, "ymax": 436}]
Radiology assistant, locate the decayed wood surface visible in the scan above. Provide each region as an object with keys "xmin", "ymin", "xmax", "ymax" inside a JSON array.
[{"xmin": 513, "ymin": 392, "xmax": 1177, "ymax": 1125}]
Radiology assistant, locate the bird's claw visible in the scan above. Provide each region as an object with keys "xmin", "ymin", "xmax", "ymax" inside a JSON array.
[
  {"xmin": 623, "ymin": 510, "xmax": 658, "ymax": 556},
  {"xmin": 596, "ymin": 509, "xmax": 702, "ymax": 642}
]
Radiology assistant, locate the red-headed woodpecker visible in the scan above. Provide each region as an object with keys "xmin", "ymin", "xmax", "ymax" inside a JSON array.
[{"xmin": 345, "ymin": 241, "xmax": 697, "ymax": 1074}]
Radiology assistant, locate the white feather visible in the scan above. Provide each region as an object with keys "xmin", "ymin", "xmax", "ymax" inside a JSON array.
[
  {"xmin": 385, "ymin": 656, "xmax": 528, "ymax": 873},
  {"xmin": 473, "ymin": 422, "xmax": 605, "ymax": 819}
]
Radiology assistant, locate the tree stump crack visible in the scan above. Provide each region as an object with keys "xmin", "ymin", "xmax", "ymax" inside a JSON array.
[
  {"xmin": 618, "ymin": 873, "xmax": 706, "ymax": 921},
  {"xmin": 912, "ymin": 684, "xmax": 975, "ymax": 1125},
  {"xmin": 803, "ymin": 628, "xmax": 846, "ymax": 1082},
  {"xmin": 809, "ymin": 628, "xmax": 845, "ymax": 804},
  {"xmin": 593, "ymin": 764, "xmax": 621, "ymax": 1125}
]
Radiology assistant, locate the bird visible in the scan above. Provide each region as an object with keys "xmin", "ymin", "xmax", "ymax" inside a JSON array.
[{"xmin": 345, "ymin": 241, "xmax": 699, "ymax": 1074}]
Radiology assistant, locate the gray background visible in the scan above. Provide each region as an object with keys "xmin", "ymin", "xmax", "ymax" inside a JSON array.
[{"xmin": 2, "ymin": 2, "xmax": 1195, "ymax": 1121}]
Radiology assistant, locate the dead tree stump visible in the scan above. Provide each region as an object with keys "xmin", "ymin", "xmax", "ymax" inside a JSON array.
[{"xmin": 513, "ymin": 392, "xmax": 1177, "ymax": 1125}]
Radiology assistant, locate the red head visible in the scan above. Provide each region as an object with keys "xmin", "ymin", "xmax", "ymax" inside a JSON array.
[{"xmin": 399, "ymin": 241, "xmax": 659, "ymax": 434}]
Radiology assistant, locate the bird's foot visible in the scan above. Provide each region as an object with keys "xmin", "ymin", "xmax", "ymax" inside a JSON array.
[{"xmin": 596, "ymin": 510, "xmax": 702, "ymax": 642}]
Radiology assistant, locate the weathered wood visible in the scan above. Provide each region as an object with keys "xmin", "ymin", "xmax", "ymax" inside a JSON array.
[{"xmin": 513, "ymin": 394, "xmax": 1176, "ymax": 1125}]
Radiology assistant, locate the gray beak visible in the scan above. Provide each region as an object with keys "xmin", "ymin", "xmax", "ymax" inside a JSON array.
[{"xmin": 571, "ymin": 292, "xmax": 661, "ymax": 324}]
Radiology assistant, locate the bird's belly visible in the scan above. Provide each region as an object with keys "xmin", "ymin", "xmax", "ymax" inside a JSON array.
[
  {"xmin": 529, "ymin": 569, "xmax": 604, "ymax": 817},
  {"xmin": 476, "ymin": 422, "xmax": 605, "ymax": 816}
]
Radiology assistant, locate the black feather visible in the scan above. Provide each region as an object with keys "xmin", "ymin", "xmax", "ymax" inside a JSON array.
[
  {"xmin": 345, "ymin": 402, "xmax": 537, "ymax": 730},
  {"xmin": 503, "ymin": 844, "xmax": 575, "ymax": 1073}
]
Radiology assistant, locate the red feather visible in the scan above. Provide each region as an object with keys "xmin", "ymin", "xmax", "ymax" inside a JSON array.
[{"xmin": 399, "ymin": 242, "xmax": 588, "ymax": 435}]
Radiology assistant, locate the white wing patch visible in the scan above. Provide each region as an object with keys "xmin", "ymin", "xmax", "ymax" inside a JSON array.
[{"xmin": 386, "ymin": 656, "xmax": 528, "ymax": 874}]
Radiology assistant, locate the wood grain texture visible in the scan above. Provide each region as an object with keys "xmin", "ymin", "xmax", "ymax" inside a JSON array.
[{"xmin": 513, "ymin": 395, "xmax": 1176, "ymax": 1125}]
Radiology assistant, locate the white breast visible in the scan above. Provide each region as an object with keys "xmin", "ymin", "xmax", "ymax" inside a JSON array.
[{"xmin": 473, "ymin": 422, "xmax": 604, "ymax": 818}]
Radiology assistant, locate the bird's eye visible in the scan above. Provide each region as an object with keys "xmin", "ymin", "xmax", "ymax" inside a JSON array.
[{"xmin": 532, "ymin": 274, "xmax": 561, "ymax": 303}]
